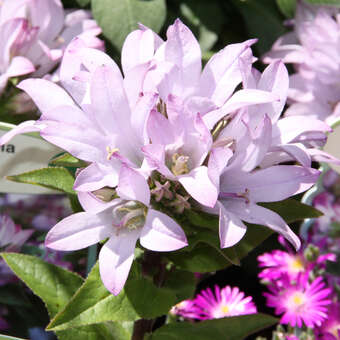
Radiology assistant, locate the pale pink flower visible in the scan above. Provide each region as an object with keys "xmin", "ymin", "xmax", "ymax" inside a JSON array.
[
  {"xmin": 0, "ymin": 0, "xmax": 103, "ymax": 95},
  {"xmin": 0, "ymin": 215, "xmax": 33, "ymax": 252},
  {"xmin": 264, "ymin": 1, "xmax": 340, "ymax": 125},
  {"xmin": 46, "ymin": 193, "xmax": 187, "ymax": 295},
  {"xmin": 0, "ymin": 214, "xmax": 33, "ymax": 286}
]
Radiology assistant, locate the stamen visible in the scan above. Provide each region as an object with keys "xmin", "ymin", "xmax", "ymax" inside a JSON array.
[
  {"xmin": 219, "ymin": 189, "xmax": 250, "ymax": 204},
  {"xmin": 171, "ymin": 153, "xmax": 189, "ymax": 176},
  {"xmin": 156, "ymin": 99, "xmax": 167, "ymax": 117},
  {"xmin": 112, "ymin": 201, "xmax": 146, "ymax": 234},
  {"xmin": 106, "ymin": 146, "xmax": 119, "ymax": 160}
]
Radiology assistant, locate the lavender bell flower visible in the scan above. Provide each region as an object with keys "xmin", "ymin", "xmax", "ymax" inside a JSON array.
[
  {"xmin": 263, "ymin": 1, "xmax": 340, "ymax": 125},
  {"xmin": 0, "ymin": 19, "xmax": 326, "ymax": 293},
  {"xmin": 0, "ymin": 0, "xmax": 103, "ymax": 95}
]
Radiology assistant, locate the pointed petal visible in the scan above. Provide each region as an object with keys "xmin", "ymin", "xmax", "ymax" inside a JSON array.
[
  {"xmin": 122, "ymin": 28, "xmax": 159, "ymax": 74},
  {"xmin": 18, "ymin": 79, "xmax": 75, "ymax": 114},
  {"xmin": 199, "ymin": 39, "xmax": 257, "ymax": 106},
  {"xmin": 208, "ymin": 147, "xmax": 233, "ymax": 188},
  {"xmin": 274, "ymin": 143, "xmax": 311, "ymax": 167},
  {"xmin": 74, "ymin": 162, "xmax": 120, "ymax": 192},
  {"xmin": 99, "ymin": 230, "xmax": 140, "ymax": 295},
  {"xmin": 227, "ymin": 201, "xmax": 301, "ymax": 250},
  {"xmin": 223, "ymin": 165, "xmax": 320, "ymax": 202},
  {"xmin": 162, "ymin": 19, "xmax": 201, "ymax": 95},
  {"xmin": 147, "ymin": 109, "xmax": 174, "ymax": 145},
  {"xmin": 116, "ymin": 165, "xmax": 150, "ymax": 206},
  {"xmin": 179, "ymin": 166, "xmax": 218, "ymax": 208},
  {"xmin": 241, "ymin": 114, "xmax": 272, "ymax": 172},
  {"xmin": 257, "ymin": 60, "xmax": 288, "ymax": 122},
  {"xmin": 219, "ymin": 203, "xmax": 247, "ymax": 248},
  {"xmin": 77, "ymin": 192, "xmax": 120, "ymax": 214},
  {"xmin": 142, "ymin": 144, "xmax": 174, "ymax": 178},
  {"xmin": 273, "ymin": 116, "xmax": 331, "ymax": 145},
  {"xmin": 41, "ymin": 120, "xmax": 106, "ymax": 163},
  {"xmin": 6, "ymin": 56, "xmax": 35, "ymax": 77},
  {"xmin": 131, "ymin": 92, "xmax": 158, "ymax": 145},
  {"xmin": 45, "ymin": 212, "xmax": 111, "ymax": 251},
  {"xmin": 60, "ymin": 38, "xmax": 119, "ymax": 105},
  {"xmin": 203, "ymin": 89, "xmax": 279, "ymax": 129},
  {"xmin": 0, "ymin": 120, "xmax": 41, "ymax": 145},
  {"xmin": 140, "ymin": 209, "xmax": 187, "ymax": 251},
  {"xmin": 308, "ymin": 148, "xmax": 340, "ymax": 164}
]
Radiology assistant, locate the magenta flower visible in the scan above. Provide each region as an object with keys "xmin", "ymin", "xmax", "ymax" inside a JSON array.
[
  {"xmin": 0, "ymin": 0, "xmax": 103, "ymax": 94},
  {"xmin": 258, "ymin": 250, "xmax": 307, "ymax": 282},
  {"xmin": 264, "ymin": 275, "xmax": 332, "ymax": 328},
  {"xmin": 170, "ymin": 300, "xmax": 200, "ymax": 319},
  {"xmin": 191, "ymin": 285, "xmax": 257, "ymax": 320},
  {"xmin": 316, "ymin": 302, "xmax": 340, "ymax": 340},
  {"xmin": 258, "ymin": 236, "xmax": 336, "ymax": 284}
]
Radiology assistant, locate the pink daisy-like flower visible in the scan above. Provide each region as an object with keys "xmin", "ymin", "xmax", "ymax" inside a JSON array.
[
  {"xmin": 316, "ymin": 302, "xmax": 340, "ymax": 340},
  {"xmin": 258, "ymin": 250, "xmax": 307, "ymax": 282},
  {"xmin": 170, "ymin": 299, "xmax": 200, "ymax": 319},
  {"xmin": 264, "ymin": 275, "xmax": 332, "ymax": 328},
  {"xmin": 192, "ymin": 285, "xmax": 257, "ymax": 320},
  {"xmin": 258, "ymin": 236, "xmax": 336, "ymax": 285}
]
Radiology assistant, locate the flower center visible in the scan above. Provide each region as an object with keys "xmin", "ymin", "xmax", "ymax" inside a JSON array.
[
  {"xmin": 112, "ymin": 201, "xmax": 146, "ymax": 232},
  {"xmin": 220, "ymin": 305, "xmax": 230, "ymax": 315},
  {"xmin": 288, "ymin": 291, "xmax": 306, "ymax": 312},
  {"xmin": 106, "ymin": 146, "xmax": 119, "ymax": 160},
  {"xmin": 289, "ymin": 257, "xmax": 305, "ymax": 273},
  {"xmin": 171, "ymin": 153, "xmax": 190, "ymax": 176}
]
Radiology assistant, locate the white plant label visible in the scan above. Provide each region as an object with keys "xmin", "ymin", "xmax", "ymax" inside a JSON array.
[
  {"xmin": 0, "ymin": 127, "xmax": 62, "ymax": 194},
  {"xmin": 324, "ymin": 121, "xmax": 340, "ymax": 175}
]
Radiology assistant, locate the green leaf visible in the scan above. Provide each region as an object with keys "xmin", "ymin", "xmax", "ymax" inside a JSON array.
[
  {"xmin": 92, "ymin": 0, "xmax": 166, "ymax": 51},
  {"xmin": 305, "ymin": 0, "xmax": 340, "ymax": 5},
  {"xmin": 1, "ymin": 253, "xmax": 83, "ymax": 318},
  {"xmin": 47, "ymin": 262, "xmax": 139, "ymax": 331},
  {"xmin": 125, "ymin": 278, "xmax": 177, "ymax": 319},
  {"xmin": 260, "ymin": 198, "xmax": 323, "ymax": 223},
  {"xmin": 49, "ymin": 153, "xmax": 87, "ymax": 168},
  {"xmin": 232, "ymin": 0, "xmax": 286, "ymax": 54},
  {"xmin": 163, "ymin": 269, "xmax": 195, "ymax": 302},
  {"xmin": 149, "ymin": 314, "xmax": 278, "ymax": 340},
  {"xmin": 76, "ymin": 0, "xmax": 90, "ymax": 6},
  {"xmin": 48, "ymin": 262, "xmax": 177, "ymax": 331},
  {"xmin": 0, "ymin": 254, "xmax": 121, "ymax": 340},
  {"xmin": 56, "ymin": 323, "xmax": 132, "ymax": 340},
  {"xmin": 187, "ymin": 229, "xmax": 240, "ymax": 265},
  {"xmin": 168, "ymin": 223, "xmax": 272, "ymax": 273},
  {"xmin": 276, "ymin": 0, "xmax": 296, "ymax": 17},
  {"xmin": 6, "ymin": 167, "xmax": 75, "ymax": 195},
  {"xmin": 179, "ymin": 0, "xmax": 223, "ymax": 52}
]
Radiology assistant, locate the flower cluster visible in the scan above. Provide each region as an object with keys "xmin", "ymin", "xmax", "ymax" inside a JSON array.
[
  {"xmin": 171, "ymin": 284, "xmax": 257, "ymax": 320},
  {"xmin": 0, "ymin": 214, "xmax": 33, "ymax": 287},
  {"xmin": 1, "ymin": 18, "xmax": 336, "ymax": 295},
  {"xmin": 0, "ymin": 193, "xmax": 72, "ymax": 231},
  {"xmin": 264, "ymin": 1, "xmax": 340, "ymax": 125},
  {"xmin": 258, "ymin": 235, "xmax": 339, "ymax": 336},
  {"xmin": 303, "ymin": 169, "xmax": 340, "ymax": 256},
  {"xmin": 0, "ymin": 0, "xmax": 103, "ymax": 96}
]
